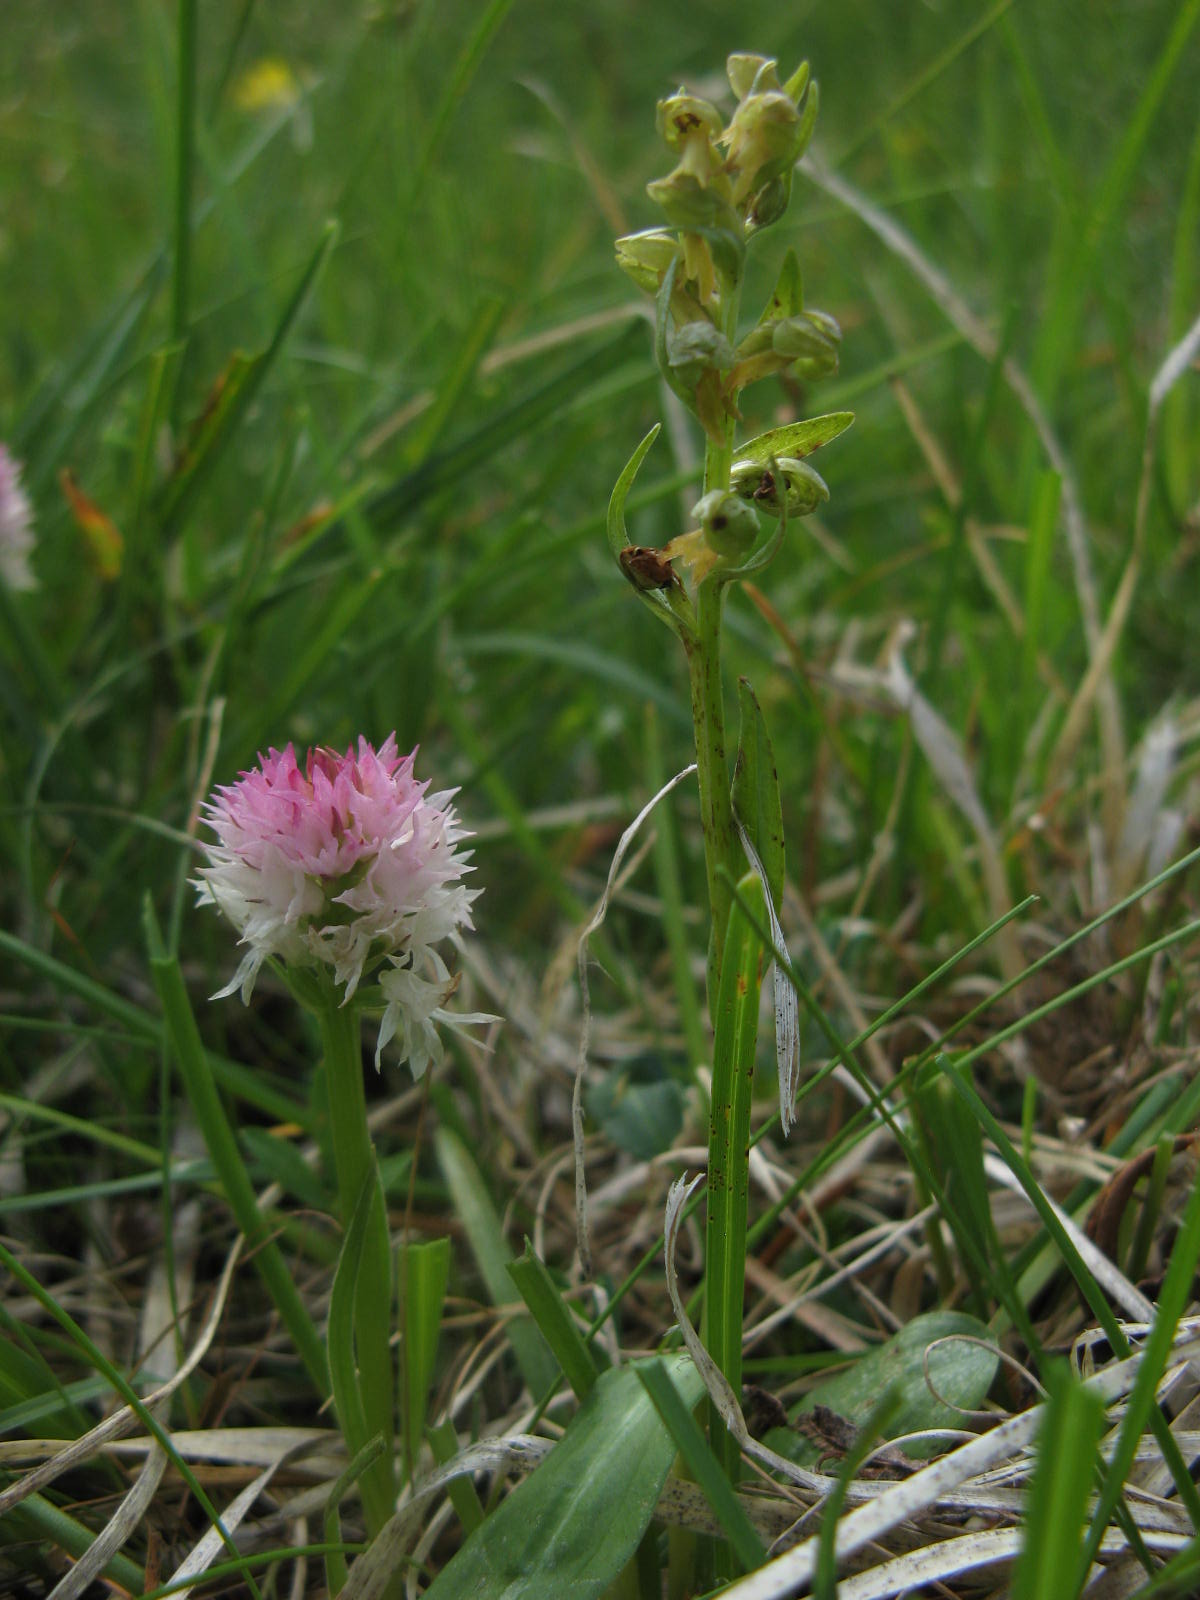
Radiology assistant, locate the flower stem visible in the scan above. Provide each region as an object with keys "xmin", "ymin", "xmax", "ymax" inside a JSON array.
[
  {"xmin": 317, "ymin": 993, "xmax": 398, "ymax": 1538},
  {"xmin": 687, "ymin": 583, "xmax": 736, "ymax": 1010},
  {"xmin": 687, "ymin": 277, "xmax": 743, "ymax": 1011}
]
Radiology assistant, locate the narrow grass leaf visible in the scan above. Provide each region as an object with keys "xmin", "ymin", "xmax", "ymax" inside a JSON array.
[
  {"xmin": 507, "ymin": 1242, "xmax": 600, "ymax": 1401},
  {"xmin": 635, "ymin": 1358, "xmax": 766, "ymax": 1572},
  {"xmin": 405, "ymin": 295, "xmax": 507, "ymax": 467},
  {"xmin": 157, "ymin": 220, "xmax": 338, "ymax": 537},
  {"xmin": 401, "ymin": 1236, "xmax": 452, "ymax": 1474},
  {"xmin": 1077, "ymin": 1155, "xmax": 1200, "ymax": 1579},
  {"xmin": 813, "ymin": 1389, "xmax": 902, "ymax": 1600},
  {"xmin": 361, "ymin": 323, "xmax": 644, "ymax": 536},
  {"xmin": 1011, "ymin": 1362, "xmax": 1105, "ymax": 1600},
  {"xmin": 15, "ymin": 259, "xmax": 167, "ymax": 493},
  {"xmin": 145, "ymin": 901, "xmax": 329, "ymax": 1396},
  {"xmin": 0, "ymin": 1494, "xmax": 145, "ymax": 1595},
  {"xmin": 323, "ymin": 1436, "xmax": 387, "ymax": 1599},
  {"xmin": 327, "ymin": 1168, "xmax": 378, "ymax": 1519},
  {"xmin": 427, "ymin": 1420, "xmax": 486, "ymax": 1535},
  {"xmin": 942, "ymin": 1060, "xmax": 1200, "ymax": 1526},
  {"xmin": 170, "ymin": 0, "xmax": 198, "ymax": 345}
]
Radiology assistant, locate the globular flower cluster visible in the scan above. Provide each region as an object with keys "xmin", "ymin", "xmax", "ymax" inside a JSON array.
[
  {"xmin": 0, "ymin": 444, "xmax": 36, "ymax": 592},
  {"xmin": 196, "ymin": 734, "xmax": 485, "ymax": 1076}
]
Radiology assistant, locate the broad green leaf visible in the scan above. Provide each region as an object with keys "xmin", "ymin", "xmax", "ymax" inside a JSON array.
[
  {"xmin": 419, "ymin": 1355, "xmax": 703, "ymax": 1600},
  {"xmin": 730, "ymin": 679, "xmax": 784, "ymax": 912},
  {"xmin": 587, "ymin": 1058, "xmax": 684, "ymax": 1161},
  {"xmin": 770, "ymin": 1310, "xmax": 999, "ymax": 1466},
  {"xmin": 734, "ymin": 411, "xmax": 854, "ymax": 465}
]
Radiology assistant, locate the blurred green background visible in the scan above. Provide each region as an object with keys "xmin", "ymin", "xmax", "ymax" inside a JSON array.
[{"xmin": 1, "ymin": 0, "xmax": 1196, "ymax": 1005}]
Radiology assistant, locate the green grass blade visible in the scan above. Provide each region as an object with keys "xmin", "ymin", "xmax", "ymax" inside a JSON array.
[
  {"xmin": 1077, "ymin": 1157, "xmax": 1200, "ymax": 1580},
  {"xmin": 0, "ymin": 1493, "xmax": 145, "ymax": 1593},
  {"xmin": 1011, "ymin": 1363, "xmax": 1106, "ymax": 1600},
  {"xmin": 635, "ymin": 1358, "xmax": 766, "ymax": 1572},
  {"xmin": 170, "ymin": 0, "xmax": 198, "ymax": 346},
  {"xmin": 323, "ymin": 1435, "xmax": 387, "ymax": 1598},
  {"xmin": 401, "ymin": 1236, "xmax": 452, "ymax": 1476},
  {"xmin": 1031, "ymin": 0, "xmax": 1200, "ymax": 409},
  {"xmin": 508, "ymin": 1241, "xmax": 600, "ymax": 1401},
  {"xmin": 157, "ymin": 220, "xmax": 338, "ymax": 537},
  {"xmin": 404, "ymin": 0, "xmax": 517, "ymax": 207},
  {"xmin": 145, "ymin": 901, "xmax": 329, "ymax": 1397}
]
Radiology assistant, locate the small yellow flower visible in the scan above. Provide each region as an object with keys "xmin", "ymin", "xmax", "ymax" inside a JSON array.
[{"xmin": 232, "ymin": 58, "xmax": 301, "ymax": 113}]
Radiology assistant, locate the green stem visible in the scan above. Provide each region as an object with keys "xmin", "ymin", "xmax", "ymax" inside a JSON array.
[
  {"xmin": 689, "ymin": 295, "xmax": 744, "ymax": 1010},
  {"xmin": 705, "ymin": 871, "xmax": 765, "ymax": 1579},
  {"xmin": 686, "ymin": 276, "xmax": 743, "ymax": 1012},
  {"xmin": 317, "ymin": 993, "xmax": 398, "ymax": 1538},
  {"xmin": 687, "ymin": 583, "xmax": 736, "ymax": 1010}
]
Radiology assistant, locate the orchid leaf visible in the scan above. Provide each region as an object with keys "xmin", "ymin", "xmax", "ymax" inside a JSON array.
[{"xmin": 735, "ymin": 410, "xmax": 854, "ymax": 465}]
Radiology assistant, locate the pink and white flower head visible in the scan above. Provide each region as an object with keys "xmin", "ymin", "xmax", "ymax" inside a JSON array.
[
  {"xmin": 196, "ymin": 734, "xmax": 489, "ymax": 1075},
  {"xmin": 0, "ymin": 444, "xmax": 36, "ymax": 592}
]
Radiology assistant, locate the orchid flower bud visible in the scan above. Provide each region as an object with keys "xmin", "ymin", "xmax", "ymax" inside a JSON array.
[
  {"xmin": 665, "ymin": 320, "xmax": 735, "ymax": 388},
  {"xmin": 646, "ymin": 167, "xmax": 737, "ymax": 231},
  {"xmin": 726, "ymin": 54, "xmax": 781, "ymax": 99},
  {"xmin": 692, "ymin": 488, "xmax": 761, "ymax": 557},
  {"xmin": 614, "ymin": 228, "xmax": 680, "ymax": 292},
  {"xmin": 730, "ymin": 456, "xmax": 829, "ymax": 517},
  {"xmin": 771, "ymin": 309, "xmax": 842, "ymax": 369}
]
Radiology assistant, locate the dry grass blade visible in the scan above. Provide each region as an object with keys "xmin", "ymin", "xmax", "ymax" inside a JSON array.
[
  {"xmin": 48, "ymin": 1441, "xmax": 168, "ymax": 1600},
  {"xmin": 0, "ymin": 1235, "xmax": 242, "ymax": 1515},
  {"xmin": 340, "ymin": 1436, "xmax": 554, "ymax": 1600},
  {"xmin": 1050, "ymin": 306, "xmax": 1200, "ymax": 846},
  {"xmin": 881, "ymin": 630, "xmax": 1022, "ymax": 979},
  {"xmin": 801, "ymin": 151, "xmax": 1125, "ymax": 793},
  {"xmin": 165, "ymin": 1447, "xmax": 295, "ymax": 1596},
  {"xmin": 981, "ymin": 1153, "xmax": 1156, "ymax": 1322},
  {"xmin": 833, "ymin": 1526, "xmax": 1190, "ymax": 1600},
  {"xmin": 720, "ymin": 1323, "xmax": 1200, "ymax": 1600},
  {"xmin": 108, "ymin": 1426, "xmax": 343, "ymax": 1473}
]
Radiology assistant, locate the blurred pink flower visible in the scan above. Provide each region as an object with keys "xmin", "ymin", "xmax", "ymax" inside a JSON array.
[
  {"xmin": 196, "ymin": 734, "xmax": 489, "ymax": 1074},
  {"xmin": 0, "ymin": 444, "xmax": 36, "ymax": 591}
]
